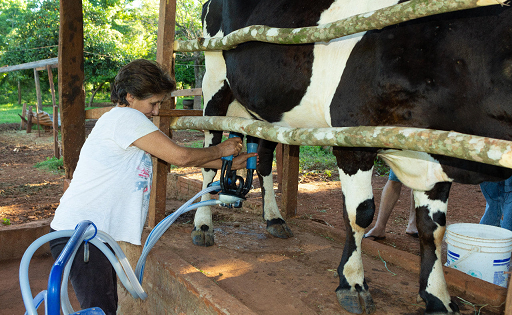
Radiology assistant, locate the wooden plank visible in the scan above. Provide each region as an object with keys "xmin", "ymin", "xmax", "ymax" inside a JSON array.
[
  {"xmin": 281, "ymin": 144, "xmax": 300, "ymax": 219},
  {"xmin": 276, "ymin": 143, "xmax": 283, "ymax": 191},
  {"xmin": 34, "ymin": 69, "xmax": 42, "ymax": 112},
  {"xmin": 505, "ymin": 274, "xmax": 512, "ymax": 314},
  {"xmin": 20, "ymin": 103, "xmax": 27, "ymax": 129},
  {"xmin": 27, "ymin": 106, "xmax": 33, "ymax": 134},
  {"xmin": 170, "ymin": 88, "xmax": 202, "ymax": 97},
  {"xmin": 17, "ymin": 81, "xmax": 21, "ymax": 105},
  {"xmin": 0, "ymin": 58, "xmax": 58, "ymax": 74},
  {"xmin": 35, "ymin": 64, "xmax": 58, "ymax": 71},
  {"xmin": 59, "ymin": 0, "xmax": 85, "ymax": 180},
  {"xmin": 148, "ymin": 0, "xmax": 177, "ymax": 228},
  {"xmin": 47, "ymin": 65, "xmax": 59, "ymax": 159},
  {"xmin": 158, "ymin": 109, "xmax": 202, "ymax": 117},
  {"xmin": 85, "ymin": 107, "xmax": 114, "ymax": 119}
]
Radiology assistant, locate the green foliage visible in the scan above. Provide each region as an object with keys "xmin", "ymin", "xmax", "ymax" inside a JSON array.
[
  {"xmin": 299, "ymin": 146, "xmax": 337, "ymax": 172},
  {"xmin": 34, "ymin": 156, "xmax": 64, "ymax": 174},
  {"xmin": 2, "ymin": 218, "xmax": 10, "ymax": 225},
  {"xmin": 374, "ymin": 157, "xmax": 390, "ymax": 176}
]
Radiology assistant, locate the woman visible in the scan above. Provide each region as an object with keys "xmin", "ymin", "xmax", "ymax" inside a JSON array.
[{"xmin": 49, "ymin": 59, "xmax": 255, "ymax": 314}]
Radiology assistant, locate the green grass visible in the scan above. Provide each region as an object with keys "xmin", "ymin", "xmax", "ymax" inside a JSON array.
[
  {"xmin": 299, "ymin": 146, "xmax": 337, "ymax": 172},
  {"xmin": 0, "ymin": 103, "xmax": 56, "ymax": 124},
  {"xmin": 34, "ymin": 157, "xmax": 64, "ymax": 174}
]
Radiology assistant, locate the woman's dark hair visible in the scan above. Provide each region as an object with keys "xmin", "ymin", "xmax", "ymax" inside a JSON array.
[{"xmin": 110, "ymin": 59, "xmax": 175, "ymax": 106}]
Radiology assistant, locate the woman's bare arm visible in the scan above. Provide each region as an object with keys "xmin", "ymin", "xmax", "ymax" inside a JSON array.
[{"xmin": 132, "ymin": 130, "xmax": 243, "ymax": 167}]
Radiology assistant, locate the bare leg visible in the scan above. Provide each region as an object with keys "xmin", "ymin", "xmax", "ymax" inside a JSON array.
[
  {"xmin": 406, "ymin": 189, "xmax": 418, "ymax": 235},
  {"xmin": 365, "ymin": 179, "xmax": 402, "ymax": 238}
]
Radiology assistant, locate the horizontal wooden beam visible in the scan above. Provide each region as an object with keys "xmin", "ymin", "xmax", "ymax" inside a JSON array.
[
  {"xmin": 85, "ymin": 107, "xmax": 113, "ymax": 119},
  {"xmin": 35, "ymin": 64, "xmax": 58, "ymax": 71},
  {"xmin": 159, "ymin": 109, "xmax": 203, "ymax": 117},
  {"xmin": 84, "ymin": 107, "xmax": 203, "ymax": 120},
  {"xmin": 171, "ymin": 88, "xmax": 202, "ymax": 97},
  {"xmin": 0, "ymin": 58, "xmax": 58, "ymax": 73}
]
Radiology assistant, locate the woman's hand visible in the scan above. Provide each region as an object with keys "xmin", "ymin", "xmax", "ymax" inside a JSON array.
[
  {"xmin": 216, "ymin": 137, "xmax": 243, "ymax": 157},
  {"xmin": 231, "ymin": 152, "xmax": 258, "ymax": 170}
]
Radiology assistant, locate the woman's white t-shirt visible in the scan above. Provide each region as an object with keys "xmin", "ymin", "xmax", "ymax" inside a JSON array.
[{"xmin": 51, "ymin": 107, "xmax": 159, "ymax": 245}]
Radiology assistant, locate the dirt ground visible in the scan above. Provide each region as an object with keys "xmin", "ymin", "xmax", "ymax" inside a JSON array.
[{"xmin": 0, "ymin": 122, "xmax": 501, "ymax": 314}]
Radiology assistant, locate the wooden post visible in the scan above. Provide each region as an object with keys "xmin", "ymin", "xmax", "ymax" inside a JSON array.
[
  {"xmin": 27, "ymin": 106, "xmax": 33, "ymax": 134},
  {"xmin": 33, "ymin": 69, "xmax": 43, "ymax": 113},
  {"xmin": 47, "ymin": 65, "xmax": 60, "ymax": 159},
  {"xmin": 20, "ymin": 103, "xmax": 27, "ymax": 130},
  {"xmin": 59, "ymin": 0, "xmax": 85, "ymax": 180},
  {"xmin": 276, "ymin": 143, "xmax": 283, "ymax": 192},
  {"xmin": 281, "ymin": 145, "xmax": 300, "ymax": 219},
  {"xmin": 148, "ymin": 0, "xmax": 177, "ymax": 228},
  {"xmin": 18, "ymin": 80, "xmax": 21, "ymax": 105}
]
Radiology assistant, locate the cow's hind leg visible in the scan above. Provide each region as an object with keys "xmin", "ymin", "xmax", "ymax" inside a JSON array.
[
  {"xmin": 334, "ymin": 148, "xmax": 376, "ymax": 314},
  {"xmin": 257, "ymin": 140, "xmax": 293, "ymax": 238},
  {"xmin": 415, "ymin": 183, "xmax": 460, "ymax": 314},
  {"xmin": 192, "ymin": 129, "xmax": 223, "ymax": 246}
]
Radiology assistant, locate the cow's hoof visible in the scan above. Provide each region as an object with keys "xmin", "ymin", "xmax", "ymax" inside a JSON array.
[
  {"xmin": 336, "ymin": 289, "xmax": 375, "ymax": 314},
  {"xmin": 191, "ymin": 226, "xmax": 214, "ymax": 246},
  {"xmin": 266, "ymin": 220, "xmax": 294, "ymax": 239}
]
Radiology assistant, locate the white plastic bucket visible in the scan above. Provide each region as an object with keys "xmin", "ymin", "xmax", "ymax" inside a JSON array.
[{"xmin": 444, "ymin": 223, "xmax": 512, "ymax": 288}]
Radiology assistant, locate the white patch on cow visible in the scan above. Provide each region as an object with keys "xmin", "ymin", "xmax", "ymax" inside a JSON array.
[
  {"xmin": 195, "ymin": 168, "xmax": 217, "ymax": 228},
  {"xmin": 342, "ymin": 243, "xmax": 365, "ymax": 287},
  {"xmin": 414, "ymin": 191, "xmax": 448, "ymax": 222},
  {"xmin": 204, "ymin": 131, "xmax": 214, "ymax": 147},
  {"xmin": 226, "ymin": 101, "xmax": 254, "ymax": 119},
  {"xmin": 280, "ymin": 0, "xmax": 399, "ymax": 128},
  {"xmin": 339, "ymin": 168, "xmax": 374, "ymax": 225},
  {"xmin": 338, "ymin": 168, "xmax": 373, "ymax": 286},
  {"xmin": 195, "ymin": 130, "xmax": 217, "ymax": 229},
  {"xmin": 378, "ymin": 150, "xmax": 453, "ymax": 191},
  {"xmin": 203, "ymin": 51, "xmax": 227, "ymax": 107},
  {"xmin": 414, "ymin": 190, "xmax": 453, "ymax": 310},
  {"xmin": 261, "ymin": 174, "xmax": 283, "ymax": 221}
]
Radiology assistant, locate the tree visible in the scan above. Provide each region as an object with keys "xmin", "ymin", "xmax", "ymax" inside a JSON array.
[{"xmin": 174, "ymin": 0, "xmax": 205, "ymax": 107}]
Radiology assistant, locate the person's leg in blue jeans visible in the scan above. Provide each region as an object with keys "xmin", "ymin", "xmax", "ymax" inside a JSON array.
[
  {"xmin": 500, "ymin": 176, "xmax": 512, "ymax": 231},
  {"xmin": 480, "ymin": 181, "xmax": 504, "ymax": 227}
]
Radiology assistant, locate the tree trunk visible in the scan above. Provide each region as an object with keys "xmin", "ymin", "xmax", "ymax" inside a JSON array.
[
  {"xmin": 88, "ymin": 82, "xmax": 105, "ymax": 107},
  {"xmin": 193, "ymin": 51, "xmax": 205, "ymax": 109}
]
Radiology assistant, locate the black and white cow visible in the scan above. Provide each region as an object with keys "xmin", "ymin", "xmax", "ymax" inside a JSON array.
[{"xmin": 193, "ymin": 0, "xmax": 512, "ymax": 313}]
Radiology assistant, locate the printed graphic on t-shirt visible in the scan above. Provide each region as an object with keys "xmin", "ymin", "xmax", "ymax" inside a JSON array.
[{"xmin": 135, "ymin": 153, "xmax": 153, "ymax": 211}]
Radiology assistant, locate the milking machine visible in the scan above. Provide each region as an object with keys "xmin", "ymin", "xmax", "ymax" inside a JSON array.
[{"xmin": 19, "ymin": 133, "xmax": 258, "ymax": 315}]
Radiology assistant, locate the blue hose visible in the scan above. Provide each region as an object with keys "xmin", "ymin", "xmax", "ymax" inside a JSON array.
[{"xmin": 20, "ymin": 183, "xmax": 234, "ymax": 315}]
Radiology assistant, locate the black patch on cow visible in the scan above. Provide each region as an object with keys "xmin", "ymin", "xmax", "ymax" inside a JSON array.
[
  {"xmin": 256, "ymin": 140, "xmax": 278, "ymax": 177},
  {"xmin": 416, "ymin": 182, "xmax": 451, "ymax": 305},
  {"xmin": 432, "ymin": 211, "xmax": 446, "ymax": 227},
  {"xmin": 416, "ymin": 205, "xmax": 438, "ymax": 292},
  {"xmin": 355, "ymin": 198, "xmax": 375, "ymax": 228},
  {"xmin": 206, "ymin": 0, "xmax": 335, "ymax": 123},
  {"xmin": 330, "ymin": 4, "xmax": 512, "ymax": 144},
  {"xmin": 424, "ymin": 182, "xmax": 451, "ymax": 203},
  {"xmin": 434, "ymin": 154, "xmax": 512, "ymax": 184},
  {"xmin": 336, "ymin": 195, "xmax": 359, "ymax": 290},
  {"xmin": 204, "ymin": 81, "xmax": 234, "ymax": 116},
  {"xmin": 421, "ymin": 291, "xmax": 450, "ymax": 313},
  {"xmin": 333, "ymin": 147, "xmax": 376, "ymax": 177}
]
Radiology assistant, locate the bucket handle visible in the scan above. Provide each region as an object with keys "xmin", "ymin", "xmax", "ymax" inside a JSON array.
[{"xmin": 446, "ymin": 245, "xmax": 480, "ymax": 267}]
